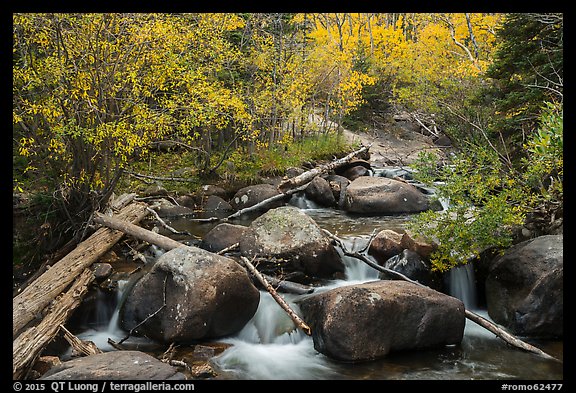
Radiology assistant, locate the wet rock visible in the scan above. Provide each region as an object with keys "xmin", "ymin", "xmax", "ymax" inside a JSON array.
[
  {"xmin": 341, "ymin": 165, "xmax": 370, "ymax": 181},
  {"xmin": 325, "ymin": 175, "xmax": 350, "ymax": 209},
  {"xmin": 93, "ymin": 263, "xmax": 113, "ymax": 281},
  {"xmin": 200, "ymin": 223, "xmax": 249, "ymax": 253},
  {"xmin": 485, "ymin": 235, "xmax": 563, "ymax": 338},
  {"xmin": 305, "ymin": 176, "xmax": 336, "ymax": 207},
  {"xmin": 239, "ymin": 206, "xmax": 344, "ymax": 278},
  {"xmin": 285, "ymin": 167, "xmax": 305, "ymax": 178},
  {"xmin": 121, "ymin": 246, "xmax": 260, "ymax": 342},
  {"xmin": 40, "ymin": 350, "xmax": 186, "ymax": 380},
  {"xmin": 230, "ymin": 183, "xmax": 286, "ymax": 212},
  {"xmin": 334, "ymin": 159, "xmax": 372, "ymax": 177},
  {"xmin": 298, "ymin": 280, "xmax": 465, "ymax": 362},
  {"xmin": 202, "ymin": 195, "xmax": 234, "ymax": 213},
  {"xmin": 175, "ymin": 194, "xmax": 197, "ymax": 209},
  {"xmin": 343, "ymin": 177, "xmax": 430, "ymax": 215},
  {"xmin": 379, "ymin": 249, "xmax": 442, "ymax": 290},
  {"xmin": 142, "ymin": 183, "xmax": 168, "ymax": 197},
  {"xmin": 368, "ymin": 229, "xmax": 404, "ymax": 262},
  {"xmin": 155, "ymin": 204, "xmax": 196, "ymax": 218}
]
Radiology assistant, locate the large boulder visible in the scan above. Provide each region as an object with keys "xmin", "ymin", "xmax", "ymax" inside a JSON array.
[
  {"xmin": 485, "ymin": 235, "xmax": 563, "ymax": 338},
  {"xmin": 121, "ymin": 246, "xmax": 260, "ymax": 343},
  {"xmin": 239, "ymin": 206, "xmax": 344, "ymax": 278},
  {"xmin": 230, "ymin": 183, "xmax": 286, "ymax": 211},
  {"xmin": 40, "ymin": 350, "xmax": 186, "ymax": 380},
  {"xmin": 298, "ymin": 280, "xmax": 465, "ymax": 361},
  {"xmin": 343, "ymin": 177, "xmax": 430, "ymax": 214},
  {"xmin": 305, "ymin": 176, "xmax": 336, "ymax": 207},
  {"xmin": 200, "ymin": 223, "xmax": 249, "ymax": 253}
]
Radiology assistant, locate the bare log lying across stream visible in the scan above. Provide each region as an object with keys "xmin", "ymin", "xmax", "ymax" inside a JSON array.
[
  {"xmin": 322, "ymin": 228, "xmax": 560, "ymax": 362},
  {"xmin": 188, "ymin": 145, "xmax": 372, "ymax": 223},
  {"xmin": 13, "ymin": 200, "xmax": 149, "ymax": 338},
  {"xmin": 93, "ymin": 214, "xmax": 313, "ymax": 336},
  {"xmin": 277, "ymin": 144, "xmax": 371, "ymax": 193},
  {"xmin": 94, "ymin": 212, "xmax": 184, "ymax": 251},
  {"xmin": 13, "ymin": 268, "xmax": 95, "ymax": 379}
]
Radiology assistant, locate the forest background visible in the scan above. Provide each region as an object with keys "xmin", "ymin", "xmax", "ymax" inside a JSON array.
[{"xmin": 12, "ymin": 13, "xmax": 563, "ymax": 276}]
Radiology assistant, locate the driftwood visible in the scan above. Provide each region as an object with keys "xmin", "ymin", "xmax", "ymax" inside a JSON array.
[
  {"xmin": 93, "ymin": 212, "xmax": 185, "ymax": 251},
  {"xmin": 240, "ymin": 257, "xmax": 312, "ymax": 336},
  {"xmin": 59, "ymin": 324, "xmax": 102, "ymax": 357},
  {"xmin": 277, "ymin": 144, "xmax": 371, "ymax": 193},
  {"xmin": 13, "ymin": 268, "xmax": 95, "ymax": 379},
  {"xmin": 323, "ymin": 229, "xmax": 560, "ymax": 362},
  {"xmin": 93, "ymin": 214, "xmax": 313, "ymax": 337},
  {"xmin": 13, "ymin": 201, "xmax": 149, "ymax": 338}
]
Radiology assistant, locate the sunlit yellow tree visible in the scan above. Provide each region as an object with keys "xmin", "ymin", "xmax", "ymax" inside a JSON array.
[
  {"xmin": 13, "ymin": 13, "xmax": 249, "ymax": 238},
  {"xmin": 304, "ymin": 13, "xmax": 376, "ymax": 137}
]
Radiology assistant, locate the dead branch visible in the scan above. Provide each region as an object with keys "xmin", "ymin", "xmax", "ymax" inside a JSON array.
[
  {"xmin": 277, "ymin": 144, "xmax": 371, "ymax": 193},
  {"xmin": 215, "ymin": 243, "xmax": 240, "ymax": 255},
  {"xmin": 146, "ymin": 205, "xmax": 192, "ymax": 236},
  {"xmin": 186, "ymin": 183, "xmax": 310, "ymax": 223},
  {"xmin": 93, "ymin": 212, "xmax": 185, "ymax": 251},
  {"xmin": 240, "ymin": 257, "xmax": 312, "ymax": 336}
]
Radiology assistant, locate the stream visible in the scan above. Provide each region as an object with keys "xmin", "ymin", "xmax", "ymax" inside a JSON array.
[{"xmin": 70, "ymin": 177, "xmax": 563, "ymax": 380}]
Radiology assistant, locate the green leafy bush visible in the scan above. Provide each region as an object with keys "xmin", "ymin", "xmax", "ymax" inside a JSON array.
[{"xmin": 408, "ymin": 101, "xmax": 562, "ymax": 272}]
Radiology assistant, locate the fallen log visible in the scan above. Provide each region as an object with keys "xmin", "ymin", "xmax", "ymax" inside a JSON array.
[
  {"xmin": 93, "ymin": 212, "xmax": 184, "ymax": 251},
  {"xmin": 93, "ymin": 214, "xmax": 313, "ymax": 337},
  {"xmin": 322, "ymin": 228, "xmax": 560, "ymax": 362},
  {"xmin": 13, "ymin": 201, "xmax": 149, "ymax": 338},
  {"xmin": 240, "ymin": 257, "xmax": 312, "ymax": 336},
  {"xmin": 277, "ymin": 144, "xmax": 371, "ymax": 193},
  {"xmin": 13, "ymin": 268, "xmax": 94, "ymax": 379}
]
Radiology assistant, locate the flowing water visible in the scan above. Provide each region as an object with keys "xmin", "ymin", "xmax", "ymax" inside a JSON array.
[{"xmin": 71, "ymin": 177, "xmax": 563, "ymax": 380}]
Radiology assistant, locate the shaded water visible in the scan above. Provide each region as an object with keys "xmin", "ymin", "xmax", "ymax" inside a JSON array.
[{"xmin": 73, "ymin": 188, "xmax": 563, "ymax": 380}]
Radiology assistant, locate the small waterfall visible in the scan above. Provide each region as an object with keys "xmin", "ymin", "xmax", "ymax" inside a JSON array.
[
  {"xmin": 214, "ymin": 291, "xmax": 335, "ymax": 379},
  {"xmin": 339, "ymin": 236, "xmax": 380, "ymax": 283},
  {"xmin": 213, "ymin": 235, "xmax": 381, "ymax": 379},
  {"xmin": 448, "ymin": 263, "xmax": 477, "ymax": 310},
  {"xmin": 288, "ymin": 192, "xmax": 322, "ymax": 210},
  {"xmin": 76, "ymin": 280, "xmax": 129, "ymax": 352}
]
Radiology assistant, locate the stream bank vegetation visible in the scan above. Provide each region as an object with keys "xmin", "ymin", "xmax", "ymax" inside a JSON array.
[{"xmin": 13, "ymin": 13, "xmax": 562, "ymax": 296}]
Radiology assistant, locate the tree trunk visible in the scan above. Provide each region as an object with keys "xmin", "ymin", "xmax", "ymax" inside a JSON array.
[
  {"xmin": 277, "ymin": 144, "xmax": 371, "ymax": 193},
  {"xmin": 13, "ymin": 201, "xmax": 149, "ymax": 338},
  {"xmin": 13, "ymin": 268, "xmax": 94, "ymax": 379}
]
